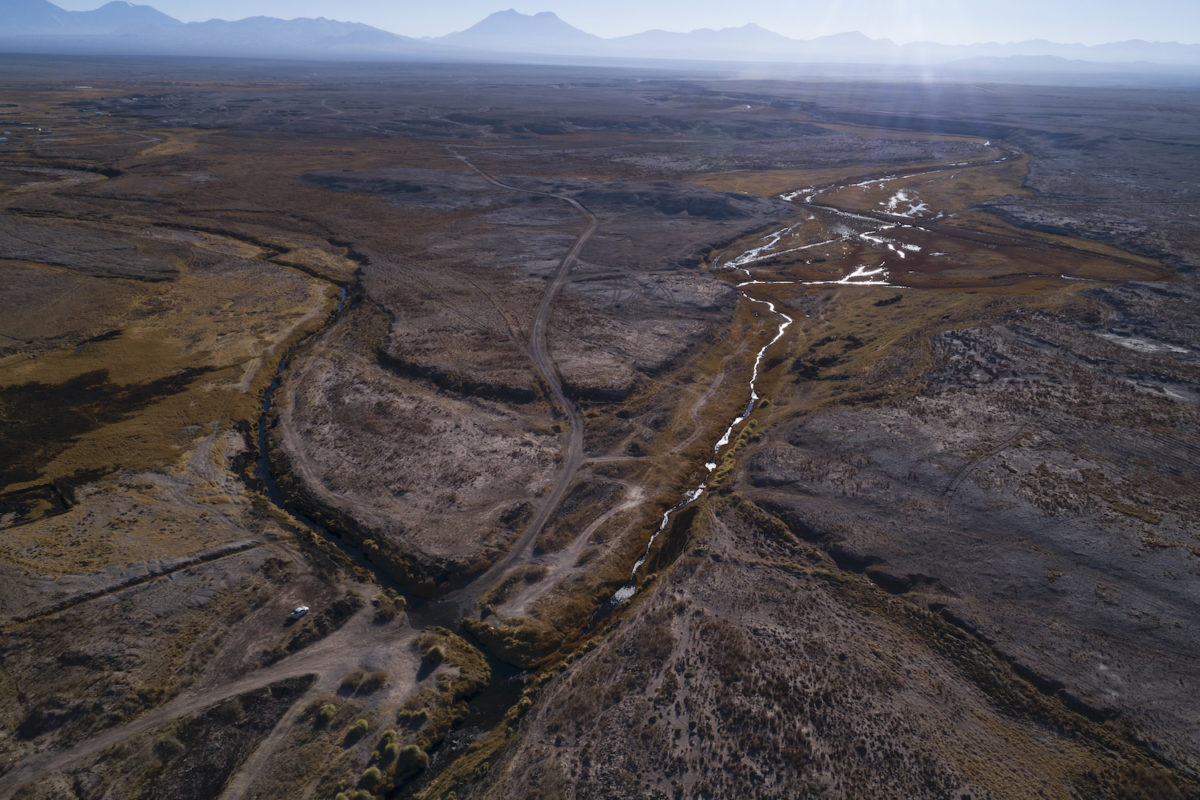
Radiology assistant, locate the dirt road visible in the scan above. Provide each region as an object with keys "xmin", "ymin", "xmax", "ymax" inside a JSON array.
[
  {"xmin": 446, "ymin": 147, "xmax": 595, "ymax": 612},
  {"xmin": 0, "ymin": 602, "xmax": 421, "ymax": 796}
]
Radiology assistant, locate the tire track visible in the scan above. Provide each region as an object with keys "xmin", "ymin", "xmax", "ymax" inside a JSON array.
[
  {"xmin": 5, "ymin": 541, "xmax": 262, "ymax": 626},
  {"xmin": 442, "ymin": 147, "xmax": 596, "ymax": 613}
]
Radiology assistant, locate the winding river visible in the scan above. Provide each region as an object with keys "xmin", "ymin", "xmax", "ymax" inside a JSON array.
[{"xmin": 255, "ymin": 286, "xmax": 347, "ymax": 508}]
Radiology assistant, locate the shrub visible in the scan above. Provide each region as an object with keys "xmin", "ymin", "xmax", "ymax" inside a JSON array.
[
  {"xmin": 153, "ymin": 735, "xmax": 185, "ymax": 761},
  {"xmin": 317, "ymin": 703, "xmax": 337, "ymax": 725},
  {"xmin": 397, "ymin": 707, "xmax": 429, "ymax": 727},
  {"xmin": 357, "ymin": 670, "xmax": 388, "ymax": 694},
  {"xmin": 373, "ymin": 599, "xmax": 396, "ymax": 623},
  {"xmin": 339, "ymin": 670, "xmax": 365, "ymax": 694},
  {"xmin": 422, "ymin": 644, "xmax": 445, "ymax": 665},
  {"xmin": 377, "ymin": 728, "xmax": 399, "ymax": 759},
  {"xmin": 359, "ymin": 766, "xmax": 384, "ymax": 789},
  {"xmin": 372, "ymin": 591, "xmax": 405, "ymax": 623},
  {"xmin": 395, "ymin": 743, "xmax": 429, "ymax": 776},
  {"xmin": 344, "ymin": 718, "xmax": 369, "ymax": 744}
]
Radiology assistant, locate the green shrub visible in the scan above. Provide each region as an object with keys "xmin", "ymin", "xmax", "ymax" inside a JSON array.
[
  {"xmin": 377, "ymin": 728, "xmax": 399, "ymax": 760},
  {"xmin": 395, "ymin": 743, "xmax": 429, "ymax": 776},
  {"xmin": 359, "ymin": 766, "xmax": 384, "ymax": 789},
  {"xmin": 317, "ymin": 703, "xmax": 337, "ymax": 725},
  {"xmin": 344, "ymin": 718, "xmax": 369, "ymax": 744},
  {"xmin": 397, "ymin": 707, "xmax": 429, "ymax": 726}
]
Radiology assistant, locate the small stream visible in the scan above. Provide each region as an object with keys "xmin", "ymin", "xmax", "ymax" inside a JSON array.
[
  {"xmin": 593, "ymin": 159, "xmax": 973, "ymax": 616},
  {"xmin": 595, "ymin": 289, "xmax": 793, "ymax": 617},
  {"xmin": 255, "ymin": 352, "xmax": 289, "ymax": 507},
  {"xmin": 255, "ymin": 286, "xmax": 347, "ymax": 507},
  {"xmin": 251, "ymin": 285, "xmax": 401, "ymax": 590}
]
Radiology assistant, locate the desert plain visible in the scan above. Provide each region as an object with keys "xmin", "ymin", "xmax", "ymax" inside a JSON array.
[{"xmin": 0, "ymin": 54, "xmax": 1198, "ymax": 799}]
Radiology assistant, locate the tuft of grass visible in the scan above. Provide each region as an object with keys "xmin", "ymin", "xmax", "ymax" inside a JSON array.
[
  {"xmin": 372, "ymin": 591, "xmax": 405, "ymax": 623},
  {"xmin": 339, "ymin": 669, "xmax": 365, "ymax": 694},
  {"xmin": 357, "ymin": 670, "xmax": 388, "ymax": 694},
  {"xmin": 396, "ymin": 707, "xmax": 429, "ymax": 730},
  {"xmin": 358, "ymin": 765, "xmax": 384, "ymax": 789},
  {"xmin": 395, "ymin": 743, "xmax": 429, "ymax": 777},
  {"xmin": 1114, "ymin": 762, "xmax": 1185, "ymax": 800},
  {"xmin": 344, "ymin": 718, "xmax": 369, "ymax": 745},
  {"xmin": 376, "ymin": 728, "xmax": 400, "ymax": 762}
]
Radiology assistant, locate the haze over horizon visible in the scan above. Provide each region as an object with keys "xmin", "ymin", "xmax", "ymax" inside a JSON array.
[{"xmin": 46, "ymin": 0, "xmax": 1200, "ymax": 45}]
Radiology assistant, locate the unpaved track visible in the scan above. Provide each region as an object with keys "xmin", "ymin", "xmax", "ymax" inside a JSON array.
[
  {"xmin": 11, "ymin": 541, "xmax": 262, "ymax": 624},
  {"xmin": 446, "ymin": 147, "xmax": 595, "ymax": 612},
  {"xmin": 473, "ymin": 145, "xmax": 1013, "ymax": 618},
  {"xmin": 0, "ymin": 603, "xmax": 420, "ymax": 796}
]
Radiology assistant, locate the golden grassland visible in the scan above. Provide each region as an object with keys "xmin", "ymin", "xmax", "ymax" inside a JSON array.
[
  {"xmin": 817, "ymin": 152, "xmax": 1031, "ymax": 213},
  {"xmin": 0, "ymin": 91, "xmax": 359, "ymax": 575}
]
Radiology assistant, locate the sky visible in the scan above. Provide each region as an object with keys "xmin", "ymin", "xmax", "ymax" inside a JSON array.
[{"xmin": 52, "ymin": 0, "xmax": 1200, "ymax": 45}]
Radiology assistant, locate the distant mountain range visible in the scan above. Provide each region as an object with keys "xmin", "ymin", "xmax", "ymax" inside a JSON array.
[
  {"xmin": 6, "ymin": 0, "xmax": 177, "ymax": 33},
  {"xmin": 3, "ymin": 1, "xmax": 1199, "ymax": 70}
]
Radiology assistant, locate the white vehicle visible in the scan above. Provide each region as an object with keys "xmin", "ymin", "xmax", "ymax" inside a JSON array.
[{"xmin": 289, "ymin": 605, "xmax": 309, "ymax": 620}]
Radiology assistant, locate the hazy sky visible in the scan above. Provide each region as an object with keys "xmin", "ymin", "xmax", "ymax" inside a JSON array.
[{"xmin": 53, "ymin": 0, "xmax": 1200, "ymax": 45}]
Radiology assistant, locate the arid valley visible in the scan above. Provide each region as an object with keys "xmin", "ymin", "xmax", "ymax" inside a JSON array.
[{"xmin": 1, "ymin": 54, "xmax": 1198, "ymax": 799}]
